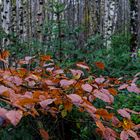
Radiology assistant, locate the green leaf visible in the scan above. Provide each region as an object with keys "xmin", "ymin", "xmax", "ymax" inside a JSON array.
[{"xmin": 61, "ymin": 110, "xmax": 67, "ymax": 118}]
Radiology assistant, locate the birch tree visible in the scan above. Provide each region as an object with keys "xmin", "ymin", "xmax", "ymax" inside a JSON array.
[
  {"xmin": 1, "ymin": 0, "xmax": 11, "ymax": 47},
  {"xmin": 103, "ymin": 0, "xmax": 118, "ymax": 48}
]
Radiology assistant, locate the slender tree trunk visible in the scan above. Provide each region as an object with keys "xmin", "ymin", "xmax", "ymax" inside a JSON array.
[
  {"xmin": 1, "ymin": 0, "xmax": 11, "ymax": 48},
  {"xmin": 130, "ymin": 0, "xmax": 138, "ymax": 58},
  {"xmin": 104, "ymin": 0, "xmax": 118, "ymax": 48}
]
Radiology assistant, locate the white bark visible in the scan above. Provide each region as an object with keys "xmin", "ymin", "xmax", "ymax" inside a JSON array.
[
  {"xmin": 1, "ymin": 0, "xmax": 11, "ymax": 48},
  {"xmin": 104, "ymin": 0, "xmax": 118, "ymax": 48}
]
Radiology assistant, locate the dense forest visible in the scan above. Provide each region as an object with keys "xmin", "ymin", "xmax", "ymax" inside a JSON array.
[{"xmin": 0, "ymin": 0, "xmax": 140, "ymax": 140}]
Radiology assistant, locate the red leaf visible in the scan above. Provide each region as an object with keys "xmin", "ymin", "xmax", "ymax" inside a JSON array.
[
  {"xmin": 6, "ymin": 76, "xmax": 22, "ymax": 86},
  {"xmin": 0, "ymin": 86, "xmax": 9, "ymax": 95},
  {"xmin": 117, "ymin": 109, "xmax": 131, "ymax": 119},
  {"xmin": 0, "ymin": 108, "xmax": 8, "ymax": 118},
  {"xmin": 60, "ymin": 79, "xmax": 75, "ymax": 87},
  {"xmin": 112, "ymin": 116, "xmax": 121, "ymax": 126},
  {"xmin": 127, "ymin": 84, "xmax": 140, "ymax": 94},
  {"xmin": 67, "ymin": 94, "xmax": 83, "ymax": 105},
  {"xmin": 1, "ymin": 50, "xmax": 10, "ymax": 59},
  {"xmin": 76, "ymin": 62, "xmax": 90, "ymax": 70},
  {"xmin": 133, "ymin": 124, "xmax": 140, "ymax": 130},
  {"xmin": 100, "ymin": 89, "xmax": 114, "ymax": 103},
  {"xmin": 53, "ymin": 69, "xmax": 64, "ymax": 75},
  {"xmin": 40, "ymin": 99, "xmax": 56, "ymax": 108},
  {"xmin": 70, "ymin": 69, "xmax": 84, "ymax": 79},
  {"xmin": 124, "ymin": 108, "xmax": 140, "ymax": 115},
  {"xmin": 103, "ymin": 127, "xmax": 117, "ymax": 140},
  {"xmin": 24, "ymin": 56, "xmax": 34, "ymax": 64},
  {"xmin": 118, "ymin": 84, "xmax": 128, "ymax": 90},
  {"xmin": 95, "ymin": 77, "xmax": 105, "ymax": 84},
  {"xmin": 95, "ymin": 120, "xmax": 106, "ymax": 132},
  {"xmin": 95, "ymin": 62, "xmax": 105, "ymax": 70},
  {"xmin": 45, "ymin": 80, "xmax": 57, "ymax": 86},
  {"xmin": 94, "ymin": 89, "xmax": 114, "ymax": 103},
  {"xmin": 40, "ymin": 55, "xmax": 51, "ymax": 61},
  {"xmin": 39, "ymin": 128, "xmax": 49, "ymax": 140},
  {"xmin": 108, "ymin": 88, "xmax": 118, "ymax": 96},
  {"xmin": 120, "ymin": 130, "xmax": 129, "ymax": 140},
  {"xmin": 81, "ymin": 83, "xmax": 93, "ymax": 92},
  {"xmin": 6, "ymin": 110, "xmax": 23, "ymax": 126},
  {"xmin": 95, "ymin": 109, "xmax": 113, "ymax": 120},
  {"xmin": 127, "ymin": 130, "xmax": 139, "ymax": 140}
]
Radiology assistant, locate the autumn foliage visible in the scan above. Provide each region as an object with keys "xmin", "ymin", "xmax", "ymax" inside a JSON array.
[{"xmin": 0, "ymin": 52, "xmax": 140, "ymax": 140}]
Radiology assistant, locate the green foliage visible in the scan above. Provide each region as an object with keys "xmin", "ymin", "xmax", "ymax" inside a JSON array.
[
  {"xmin": 113, "ymin": 91, "xmax": 140, "ymax": 124},
  {"xmin": 0, "ymin": 2, "xmax": 139, "ymax": 140}
]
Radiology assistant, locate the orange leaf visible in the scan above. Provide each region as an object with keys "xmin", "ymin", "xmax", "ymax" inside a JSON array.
[
  {"xmin": 30, "ymin": 107, "xmax": 39, "ymax": 117},
  {"xmin": 39, "ymin": 128, "xmax": 49, "ymax": 140},
  {"xmin": 40, "ymin": 55, "xmax": 51, "ymax": 61},
  {"xmin": 64, "ymin": 100, "xmax": 73, "ymax": 112},
  {"xmin": 95, "ymin": 120, "xmax": 106, "ymax": 132},
  {"xmin": 95, "ymin": 62, "xmax": 105, "ymax": 70},
  {"xmin": 17, "ymin": 98, "xmax": 38, "ymax": 106},
  {"xmin": 1, "ymin": 50, "xmax": 10, "ymax": 59},
  {"xmin": 108, "ymin": 88, "xmax": 118, "ymax": 96},
  {"xmin": 122, "ymin": 118, "xmax": 134, "ymax": 130},
  {"xmin": 95, "ymin": 109, "xmax": 113, "ymax": 120},
  {"xmin": 17, "ymin": 68, "xmax": 27, "ymax": 77}
]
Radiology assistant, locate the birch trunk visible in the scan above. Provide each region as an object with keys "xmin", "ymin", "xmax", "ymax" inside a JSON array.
[
  {"xmin": 1, "ymin": 0, "xmax": 11, "ymax": 47},
  {"xmin": 104, "ymin": 0, "xmax": 118, "ymax": 48}
]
